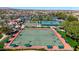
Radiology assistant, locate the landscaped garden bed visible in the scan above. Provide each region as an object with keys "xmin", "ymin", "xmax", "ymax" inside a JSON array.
[
  {"xmin": 0, "ymin": 37, "xmax": 10, "ymax": 48},
  {"xmin": 57, "ymin": 30, "xmax": 78, "ymax": 48}
]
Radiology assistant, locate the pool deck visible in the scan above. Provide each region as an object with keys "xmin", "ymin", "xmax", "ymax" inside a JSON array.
[{"xmin": 4, "ymin": 27, "xmax": 73, "ymax": 51}]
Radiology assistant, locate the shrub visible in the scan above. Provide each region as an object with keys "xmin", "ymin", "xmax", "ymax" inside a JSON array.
[
  {"xmin": 57, "ymin": 30, "xmax": 78, "ymax": 48},
  {"xmin": 0, "ymin": 34, "xmax": 3, "ymax": 39},
  {"xmin": 0, "ymin": 42, "xmax": 4, "ymax": 48}
]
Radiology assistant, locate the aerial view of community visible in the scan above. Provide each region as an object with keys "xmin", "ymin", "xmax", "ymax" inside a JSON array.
[{"xmin": 0, "ymin": 7, "xmax": 79, "ymax": 51}]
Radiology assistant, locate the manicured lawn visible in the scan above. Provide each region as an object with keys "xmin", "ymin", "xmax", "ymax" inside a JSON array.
[{"xmin": 57, "ymin": 30, "xmax": 78, "ymax": 48}]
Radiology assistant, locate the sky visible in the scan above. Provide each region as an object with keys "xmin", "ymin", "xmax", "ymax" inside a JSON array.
[{"xmin": 13, "ymin": 7, "xmax": 79, "ymax": 10}]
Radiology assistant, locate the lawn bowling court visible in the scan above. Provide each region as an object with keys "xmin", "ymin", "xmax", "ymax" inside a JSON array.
[{"xmin": 10, "ymin": 28, "xmax": 64, "ymax": 50}]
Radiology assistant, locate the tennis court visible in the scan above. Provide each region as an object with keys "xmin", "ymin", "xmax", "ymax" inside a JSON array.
[{"xmin": 10, "ymin": 28, "xmax": 64, "ymax": 47}]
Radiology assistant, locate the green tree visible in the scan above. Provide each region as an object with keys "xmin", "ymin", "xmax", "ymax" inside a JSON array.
[
  {"xmin": 67, "ymin": 15, "xmax": 78, "ymax": 21},
  {"xmin": 62, "ymin": 21, "xmax": 79, "ymax": 41},
  {"xmin": 55, "ymin": 12, "xmax": 67, "ymax": 20}
]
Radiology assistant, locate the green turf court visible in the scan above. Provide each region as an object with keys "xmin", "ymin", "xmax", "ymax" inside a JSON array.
[{"xmin": 10, "ymin": 28, "xmax": 63, "ymax": 47}]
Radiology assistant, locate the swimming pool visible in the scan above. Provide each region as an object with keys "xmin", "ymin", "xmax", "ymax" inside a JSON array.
[{"xmin": 10, "ymin": 28, "xmax": 63, "ymax": 47}]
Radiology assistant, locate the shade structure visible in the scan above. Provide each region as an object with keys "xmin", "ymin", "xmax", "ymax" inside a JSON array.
[
  {"xmin": 10, "ymin": 44, "xmax": 18, "ymax": 47},
  {"xmin": 47, "ymin": 45, "xmax": 53, "ymax": 49},
  {"xmin": 24, "ymin": 44, "xmax": 32, "ymax": 47},
  {"xmin": 58, "ymin": 45, "xmax": 64, "ymax": 49}
]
